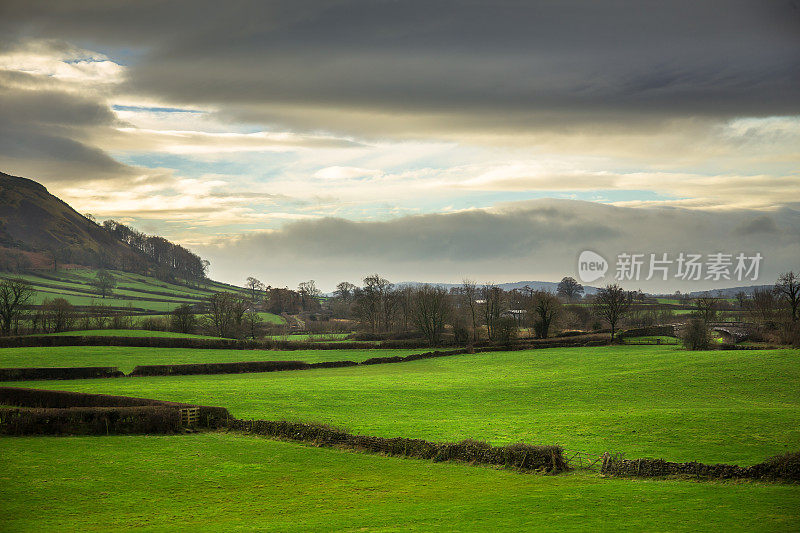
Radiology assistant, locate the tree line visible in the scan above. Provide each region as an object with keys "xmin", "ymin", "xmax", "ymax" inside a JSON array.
[
  {"xmin": 1, "ymin": 270, "xmax": 798, "ymax": 347},
  {"xmin": 101, "ymin": 220, "xmax": 208, "ymax": 281}
]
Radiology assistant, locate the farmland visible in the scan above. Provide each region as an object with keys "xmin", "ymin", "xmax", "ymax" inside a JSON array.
[
  {"xmin": 1, "ymin": 434, "xmax": 798, "ymax": 532},
  {"xmin": 5, "ymin": 345, "xmax": 799, "ymax": 464},
  {"xmin": 1, "ymin": 269, "xmax": 283, "ymax": 322},
  {"xmin": 1, "ymin": 344, "xmax": 799, "ymax": 530},
  {"xmin": 0, "ymin": 346, "xmax": 424, "ymax": 373}
]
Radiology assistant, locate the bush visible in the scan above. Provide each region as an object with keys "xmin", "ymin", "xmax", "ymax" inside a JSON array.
[
  {"xmin": 0, "ymin": 387, "xmax": 230, "ymax": 427},
  {"xmin": 308, "ymin": 361, "xmax": 359, "ymax": 369},
  {"xmin": 491, "ymin": 317, "xmax": 518, "ymax": 344},
  {"xmin": 777, "ymin": 321, "xmax": 800, "ymax": 347},
  {"xmin": 601, "ymin": 450, "xmax": 800, "ymax": 482},
  {"xmin": 225, "ymin": 418, "xmax": 568, "ymax": 473},
  {"xmin": 138, "ymin": 316, "xmax": 170, "ymax": 331},
  {"xmin": 451, "ymin": 321, "xmax": 471, "ymax": 344},
  {"xmin": 0, "ymin": 406, "xmax": 180, "ymax": 435},
  {"xmin": 129, "ymin": 361, "xmax": 309, "ymax": 376},
  {"xmin": 0, "ymin": 367, "xmax": 123, "ymax": 382},
  {"xmin": 681, "ymin": 318, "xmax": 712, "ymax": 350}
]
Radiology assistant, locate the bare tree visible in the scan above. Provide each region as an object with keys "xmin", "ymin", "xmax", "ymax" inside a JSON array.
[
  {"xmin": 92, "ymin": 269, "xmax": 116, "ymax": 298},
  {"xmin": 747, "ymin": 287, "xmax": 778, "ymax": 325},
  {"xmin": 46, "ymin": 297, "xmax": 75, "ymax": 333},
  {"xmin": 530, "ymin": 290, "xmax": 561, "ymax": 339},
  {"xmin": 734, "ymin": 291, "xmax": 748, "ymax": 310},
  {"xmin": 397, "ymin": 285, "xmax": 415, "ymax": 332},
  {"xmin": 481, "ymin": 284, "xmax": 505, "ymax": 341},
  {"xmin": 204, "ymin": 292, "xmax": 248, "ymax": 338},
  {"xmin": 460, "ymin": 279, "xmax": 480, "ymax": 342},
  {"xmin": 411, "ymin": 285, "xmax": 451, "ymax": 345},
  {"xmin": 356, "ymin": 275, "xmax": 397, "ymax": 333},
  {"xmin": 333, "ymin": 282, "xmax": 357, "ymax": 301},
  {"xmin": 775, "ymin": 271, "xmax": 800, "ymax": 321},
  {"xmin": 245, "ymin": 277, "xmax": 265, "ymax": 301},
  {"xmin": 592, "ymin": 283, "xmax": 631, "ymax": 342},
  {"xmin": 170, "ymin": 303, "xmax": 197, "ymax": 334},
  {"xmin": 243, "ymin": 308, "xmax": 264, "ymax": 339},
  {"xmin": 556, "ymin": 277, "xmax": 584, "ymax": 301},
  {"xmin": 298, "ymin": 280, "xmax": 322, "ymax": 311},
  {"xmin": 682, "ymin": 317, "xmax": 712, "ymax": 350},
  {"xmin": 694, "ymin": 293, "xmax": 718, "ymax": 323},
  {"xmin": 0, "ymin": 278, "xmax": 35, "ymax": 336}
]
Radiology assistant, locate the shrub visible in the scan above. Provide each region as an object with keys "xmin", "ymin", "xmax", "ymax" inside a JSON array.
[
  {"xmin": 0, "ymin": 406, "xmax": 180, "ymax": 435},
  {"xmin": 681, "ymin": 318, "xmax": 711, "ymax": 350},
  {"xmin": 491, "ymin": 317, "xmax": 518, "ymax": 344},
  {"xmin": 0, "ymin": 367, "xmax": 123, "ymax": 382},
  {"xmin": 225, "ymin": 418, "xmax": 568, "ymax": 473},
  {"xmin": 601, "ymin": 451, "xmax": 800, "ymax": 482},
  {"xmin": 0, "ymin": 387, "xmax": 230, "ymax": 427},
  {"xmin": 308, "ymin": 361, "xmax": 358, "ymax": 369},
  {"xmin": 129, "ymin": 361, "xmax": 309, "ymax": 376}
]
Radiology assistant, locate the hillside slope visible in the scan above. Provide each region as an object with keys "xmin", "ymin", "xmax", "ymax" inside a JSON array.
[{"xmin": 0, "ymin": 171, "xmax": 142, "ymax": 268}]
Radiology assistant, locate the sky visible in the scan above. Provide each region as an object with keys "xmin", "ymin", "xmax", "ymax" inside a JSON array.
[{"xmin": 0, "ymin": 1, "xmax": 798, "ymax": 292}]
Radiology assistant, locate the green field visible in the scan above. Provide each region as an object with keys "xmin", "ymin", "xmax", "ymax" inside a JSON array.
[
  {"xmin": 5, "ymin": 345, "xmax": 799, "ymax": 465},
  {"xmin": 2, "ymin": 344, "xmax": 799, "ymax": 530},
  {"xmin": 2, "ymin": 269, "xmax": 260, "ymax": 315},
  {"xmin": 41, "ymin": 329, "xmax": 223, "ymax": 340},
  {"xmin": 0, "ymin": 346, "xmax": 426, "ymax": 373},
  {"xmin": 1, "ymin": 434, "xmax": 797, "ymax": 532}
]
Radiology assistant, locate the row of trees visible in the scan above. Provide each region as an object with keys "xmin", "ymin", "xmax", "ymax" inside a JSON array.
[
  {"xmin": 324, "ymin": 275, "xmax": 597, "ymax": 344},
  {"xmin": 101, "ymin": 220, "xmax": 209, "ymax": 280}
]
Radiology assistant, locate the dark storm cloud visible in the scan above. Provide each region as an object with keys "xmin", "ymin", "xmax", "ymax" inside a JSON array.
[
  {"xmin": 0, "ymin": 71, "xmax": 132, "ymax": 180},
  {"xmin": 2, "ymin": 1, "xmax": 798, "ymax": 136},
  {"xmin": 199, "ymin": 200, "xmax": 800, "ymax": 290},
  {"xmin": 737, "ymin": 215, "xmax": 780, "ymax": 235}
]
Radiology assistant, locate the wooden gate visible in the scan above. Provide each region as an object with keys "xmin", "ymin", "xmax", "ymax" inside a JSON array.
[{"xmin": 179, "ymin": 407, "xmax": 199, "ymax": 427}]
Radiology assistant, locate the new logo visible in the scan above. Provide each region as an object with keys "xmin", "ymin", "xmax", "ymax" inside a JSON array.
[{"xmin": 578, "ymin": 250, "xmax": 608, "ymax": 283}]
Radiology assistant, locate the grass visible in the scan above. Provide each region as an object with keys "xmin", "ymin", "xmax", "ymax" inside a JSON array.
[
  {"xmin": 6, "ymin": 345, "xmax": 799, "ymax": 465},
  {"xmin": 131, "ymin": 312, "xmax": 285, "ymax": 326},
  {"xmin": 40, "ymin": 329, "xmax": 223, "ymax": 340},
  {"xmin": 2, "ymin": 269, "xmax": 253, "ymax": 314},
  {"xmin": 255, "ymin": 312, "xmax": 286, "ymax": 325},
  {"xmin": 0, "ymin": 346, "xmax": 427, "ymax": 373},
  {"xmin": 1, "ymin": 434, "xmax": 798, "ymax": 532}
]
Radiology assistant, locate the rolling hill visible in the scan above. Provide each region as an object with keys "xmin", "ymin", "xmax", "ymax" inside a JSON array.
[
  {"xmin": 0, "ymin": 171, "xmax": 281, "ymax": 319},
  {"xmin": 0, "ymin": 171, "xmax": 143, "ymax": 269}
]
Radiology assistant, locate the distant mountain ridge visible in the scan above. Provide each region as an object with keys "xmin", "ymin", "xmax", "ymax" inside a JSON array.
[
  {"xmin": 685, "ymin": 285, "xmax": 774, "ymax": 298},
  {"xmin": 396, "ymin": 280, "xmax": 600, "ymax": 295}
]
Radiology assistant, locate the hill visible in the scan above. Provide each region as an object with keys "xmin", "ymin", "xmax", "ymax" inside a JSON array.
[
  {"xmin": 0, "ymin": 172, "xmax": 146, "ymax": 271},
  {"xmin": 3, "ymin": 268, "xmax": 257, "ymax": 315},
  {"xmin": 686, "ymin": 285, "xmax": 774, "ymax": 298},
  {"xmin": 0, "ymin": 171, "xmax": 205, "ymax": 280}
]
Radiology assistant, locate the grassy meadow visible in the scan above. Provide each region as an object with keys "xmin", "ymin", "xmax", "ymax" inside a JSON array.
[
  {"xmin": 2, "ymin": 269, "xmax": 284, "ymax": 322},
  {"xmin": 1, "ymin": 433, "xmax": 798, "ymax": 532},
  {"xmin": 2, "ymin": 341, "xmax": 799, "ymax": 530},
  {"xmin": 5, "ymin": 345, "xmax": 799, "ymax": 464},
  {"xmin": 0, "ymin": 346, "xmax": 424, "ymax": 373}
]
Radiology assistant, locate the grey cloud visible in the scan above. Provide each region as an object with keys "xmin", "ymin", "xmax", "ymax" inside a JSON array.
[
  {"xmin": 3, "ymin": 1, "xmax": 799, "ymax": 137},
  {"xmin": 737, "ymin": 215, "xmax": 780, "ymax": 234},
  {"xmin": 199, "ymin": 199, "xmax": 800, "ymax": 291},
  {"xmin": 0, "ymin": 73, "xmax": 133, "ymax": 181}
]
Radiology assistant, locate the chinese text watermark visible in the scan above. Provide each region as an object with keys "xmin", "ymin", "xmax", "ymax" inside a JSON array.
[{"xmin": 578, "ymin": 251, "xmax": 762, "ymax": 283}]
